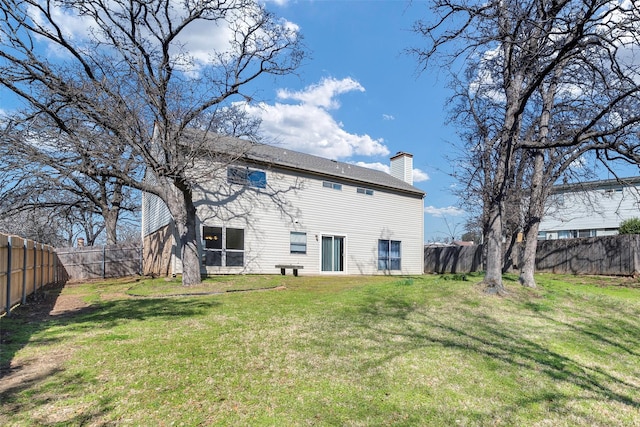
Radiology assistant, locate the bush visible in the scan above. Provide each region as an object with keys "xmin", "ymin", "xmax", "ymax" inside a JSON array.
[{"xmin": 618, "ymin": 217, "xmax": 640, "ymax": 234}]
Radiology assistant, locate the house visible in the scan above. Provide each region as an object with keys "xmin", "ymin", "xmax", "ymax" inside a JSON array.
[
  {"xmin": 141, "ymin": 134, "xmax": 426, "ymax": 276},
  {"xmin": 538, "ymin": 177, "xmax": 640, "ymax": 240}
]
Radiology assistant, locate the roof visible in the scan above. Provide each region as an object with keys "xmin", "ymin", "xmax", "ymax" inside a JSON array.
[
  {"xmin": 194, "ymin": 132, "xmax": 425, "ymax": 198},
  {"xmin": 552, "ymin": 176, "xmax": 640, "ymax": 194}
]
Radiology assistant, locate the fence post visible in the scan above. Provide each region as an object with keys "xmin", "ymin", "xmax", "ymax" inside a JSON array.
[
  {"xmin": 33, "ymin": 244, "xmax": 37, "ymax": 294},
  {"xmin": 40, "ymin": 244, "xmax": 44, "ymax": 288},
  {"xmin": 5, "ymin": 237, "xmax": 12, "ymax": 316},
  {"xmin": 102, "ymin": 245, "xmax": 106, "ymax": 279},
  {"xmin": 21, "ymin": 239, "xmax": 27, "ymax": 305},
  {"xmin": 54, "ymin": 250, "xmax": 58, "ymax": 284}
]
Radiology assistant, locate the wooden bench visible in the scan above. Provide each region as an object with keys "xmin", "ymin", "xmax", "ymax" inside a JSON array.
[{"xmin": 275, "ymin": 264, "xmax": 303, "ymax": 276}]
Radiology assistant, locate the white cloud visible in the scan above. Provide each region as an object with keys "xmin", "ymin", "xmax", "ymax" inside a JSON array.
[
  {"xmin": 412, "ymin": 168, "xmax": 430, "ymax": 182},
  {"xmin": 382, "ymin": 114, "xmax": 395, "ymax": 121},
  {"xmin": 27, "ymin": 1, "xmax": 299, "ymax": 76},
  {"xmin": 350, "ymin": 162, "xmax": 429, "ymax": 182},
  {"xmin": 424, "ymin": 205, "xmax": 465, "ymax": 217},
  {"xmin": 238, "ymin": 77, "xmax": 389, "ymax": 159},
  {"xmin": 276, "ymin": 77, "xmax": 364, "ymax": 109},
  {"xmin": 351, "ymin": 161, "xmax": 390, "ymax": 173}
]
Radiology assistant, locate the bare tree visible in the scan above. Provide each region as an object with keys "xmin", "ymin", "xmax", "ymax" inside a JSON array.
[
  {"xmin": 0, "ymin": 121, "xmax": 139, "ymax": 245},
  {"xmin": 413, "ymin": 0, "xmax": 640, "ymax": 293},
  {"xmin": 0, "ymin": 0, "xmax": 304, "ymax": 285}
]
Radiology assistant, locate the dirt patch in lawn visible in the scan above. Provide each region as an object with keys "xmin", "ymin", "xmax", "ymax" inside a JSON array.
[
  {"xmin": 0, "ymin": 278, "xmax": 286, "ymax": 400},
  {"xmin": 0, "ymin": 282, "xmax": 92, "ymax": 400}
]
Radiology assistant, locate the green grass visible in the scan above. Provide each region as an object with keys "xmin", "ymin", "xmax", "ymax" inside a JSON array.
[{"xmin": 2, "ymin": 273, "xmax": 640, "ymax": 426}]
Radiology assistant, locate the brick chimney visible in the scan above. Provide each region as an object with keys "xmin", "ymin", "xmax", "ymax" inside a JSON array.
[{"xmin": 390, "ymin": 152, "xmax": 413, "ymax": 185}]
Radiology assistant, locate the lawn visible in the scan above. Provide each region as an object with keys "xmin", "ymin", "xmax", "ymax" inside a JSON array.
[{"xmin": 1, "ymin": 273, "xmax": 640, "ymax": 426}]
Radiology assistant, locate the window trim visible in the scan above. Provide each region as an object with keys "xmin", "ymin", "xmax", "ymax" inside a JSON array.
[
  {"xmin": 290, "ymin": 231, "xmax": 307, "ymax": 254},
  {"xmin": 202, "ymin": 226, "xmax": 245, "ymax": 267},
  {"xmin": 378, "ymin": 239, "xmax": 401, "ymax": 271},
  {"xmin": 357, "ymin": 187, "xmax": 374, "ymax": 196},
  {"xmin": 227, "ymin": 166, "xmax": 267, "ymax": 189},
  {"xmin": 322, "ymin": 181, "xmax": 342, "ymax": 191}
]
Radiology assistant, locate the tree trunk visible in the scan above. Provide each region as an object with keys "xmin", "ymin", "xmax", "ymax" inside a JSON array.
[
  {"xmin": 165, "ymin": 181, "xmax": 202, "ymax": 286},
  {"xmin": 483, "ymin": 202, "xmax": 507, "ymax": 294},
  {"xmin": 175, "ymin": 212, "xmax": 201, "ymax": 286},
  {"xmin": 519, "ymin": 222, "xmax": 540, "ymax": 288},
  {"xmin": 519, "ymin": 150, "xmax": 546, "ymax": 288},
  {"xmin": 519, "ymin": 73, "xmax": 557, "ymax": 289},
  {"xmin": 104, "ymin": 209, "xmax": 119, "ymax": 245}
]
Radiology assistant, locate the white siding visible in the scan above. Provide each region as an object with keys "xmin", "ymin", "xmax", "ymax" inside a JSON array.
[
  {"xmin": 193, "ymin": 164, "xmax": 424, "ymax": 275},
  {"xmin": 141, "ymin": 191, "xmax": 172, "ymax": 237},
  {"xmin": 540, "ymin": 186, "xmax": 640, "ymax": 236}
]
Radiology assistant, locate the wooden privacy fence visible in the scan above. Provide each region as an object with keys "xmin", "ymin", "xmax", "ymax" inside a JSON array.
[
  {"xmin": 1, "ymin": 234, "xmax": 58, "ymax": 316},
  {"xmin": 535, "ymin": 234, "xmax": 640, "ymax": 275},
  {"xmin": 424, "ymin": 234, "xmax": 640, "ymax": 276},
  {"xmin": 424, "ymin": 244, "xmax": 484, "ymax": 274},
  {"xmin": 56, "ymin": 244, "xmax": 141, "ymax": 281}
]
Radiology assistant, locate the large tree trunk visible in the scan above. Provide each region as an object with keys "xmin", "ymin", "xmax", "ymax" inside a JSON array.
[
  {"xmin": 104, "ymin": 209, "xmax": 119, "ymax": 245},
  {"xmin": 483, "ymin": 202, "xmax": 507, "ymax": 294},
  {"xmin": 519, "ymin": 222, "xmax": 540, "ymax": 288},
  {"xmin": 165, "ymin": 181, "xmax": 202, "ymax": 286},
  {"xmin": 519, "ymin": 150, "xmax": 546, "ymax": 288},
  {"xmin": 104, "ymin": 180, "xmax": 124, "ymax": 245},
  {"xmin": 519, "ymin": 73, "xmax": 557, "ymax": 288},
  {"xmin": 175, "ymin": 211, "xmax": 201, "ymax": 286}
]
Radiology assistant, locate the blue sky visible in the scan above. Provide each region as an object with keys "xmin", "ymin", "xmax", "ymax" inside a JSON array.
[
  {"xmin": 249, "ymin": 0, "xmax": 467, "ymax": 242},
  {"xmin": 0, "ymin": 0, "xmax": 467, "ymax": 242},
  {"xmin": 3, "ymin": 1, "xmax": 640, "ymax": 243}
]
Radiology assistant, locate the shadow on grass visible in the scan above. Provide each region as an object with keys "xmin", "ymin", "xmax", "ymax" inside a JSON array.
[
  {"xmin": 0, "ymin": 285, "xmax": 217, "ymax": 424},
  {"xmin": 349, "ymin": 289, "xmax": 640, "ymax": 424},
  {"xmin": 1, "ymin": 365, "xmax": 115, "ymax": 425},
  {"xmin": 2, "ymin": 284, "xmax": 217, "ymax": 370},
  {"xmin": 1, "ymin": 282, "xmax": 66, "ymax": 374}
]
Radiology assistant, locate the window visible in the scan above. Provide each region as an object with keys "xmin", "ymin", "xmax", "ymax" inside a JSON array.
[
  {"xmin": 578, "ymin": 229, "xmax": 595, "ymax": 238},
  {"xmin": 603, "ymin": 187, "xmax": 622, "ymax": 196},
  {"xmin": 558, "ymin": 230, "xmax": 578, "ymax": 239},
  {"xmin": 378, "ymin": 240, "xmax": 401, "ymax": 271},
  {"xmin": 227, "ymin": 167, "xmax": 267, "ymax": 189},
  {"xmin": 357, "ymin": 187, "xmax": 374, "ymax": 196},
  {"xmin": 203, "ymin": 226, "xmax": 244, "ymax": 267},
  {"xmin": 323, "ymin": 181, "xmax": 342, "ymax": 190},
  {"xmin": 225, "ymin": 228, "xmax": 245, "ymax": 266},
  {"xmin": 290, "ymin": 232, "xmax": 307, "ymax": 254}
]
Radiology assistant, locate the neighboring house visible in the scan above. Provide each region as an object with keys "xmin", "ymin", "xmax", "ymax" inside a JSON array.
[
  {"xmin": 141, "ymin": 134, "xmax": 426, "ymax": 276},
  {"xmin": 538, "ymin": 177, "xmax": 640, "ymax": 240}
]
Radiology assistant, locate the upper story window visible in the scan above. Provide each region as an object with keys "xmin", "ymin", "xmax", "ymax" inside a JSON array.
[
  {"xmin": 603, "ymin": 187, "xmax": 622, "ymax": 197},
  {"xmin": 357, "ymin": 187, "xmax": 374, "ymax": 196},
  {"xmin": 323, "ymin": 181, "xmax": 342, "ymax": 191},
  {"xmin": 227, "ymin": 167, "xmax": 267, "ymax": 189}
]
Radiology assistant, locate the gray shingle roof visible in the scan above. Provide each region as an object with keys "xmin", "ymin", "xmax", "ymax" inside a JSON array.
[
  {"xmin": 552, "ymin": 176, "xmax": 640, "ymax": 193},
  {"xmin": 183, "ymin": 130, "xmax": 425, "ymax": 197},
  {"xmin": 242, "ymin": 140, "xmax": 425, "ymax": 198}
]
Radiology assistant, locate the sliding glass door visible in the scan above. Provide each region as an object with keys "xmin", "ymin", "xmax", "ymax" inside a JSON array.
[{"xmin": 321, "ymin": 235, "xmax": 344, "ymax": 272}]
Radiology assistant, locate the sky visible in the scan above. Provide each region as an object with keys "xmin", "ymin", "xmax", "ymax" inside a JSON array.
[
  {"xmin": 2, "ymin": 1, "xmax": 640, "ymax": 243},
  {"xmin": 0, "ymin": 0, "xmax": 468, "ymax": 242},
  {"xmin": 247, "ymin": 0, "xmax": 467, "ymax": 242},
  {"xmin": 250, "ymin": 1, "xmax": 640, "ymax": 243}
]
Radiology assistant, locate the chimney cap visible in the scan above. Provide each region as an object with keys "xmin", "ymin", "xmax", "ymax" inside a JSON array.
[{"xmin": 390, "ymin": 151, "xmax": 413, "ymax": 160}]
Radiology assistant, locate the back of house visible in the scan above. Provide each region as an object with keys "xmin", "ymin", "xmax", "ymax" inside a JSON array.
[{"xmin": 142, "ymin": 134, "xmax": 425, "ymax": 276}]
